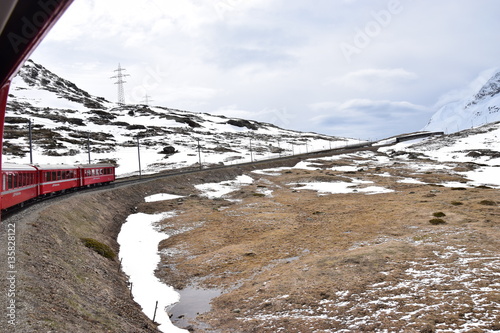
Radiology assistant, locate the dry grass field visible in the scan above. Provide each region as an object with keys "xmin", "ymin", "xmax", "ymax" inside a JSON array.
[
  {"xmin": 1, "ymin": 149, "xmax": 497, "ymax": 333},
  {"xmin": 147, "ymin": 151, "xmax": 500, "ymax": 332}
]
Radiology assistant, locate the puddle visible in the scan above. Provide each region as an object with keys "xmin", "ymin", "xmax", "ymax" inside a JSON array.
[{"xmin": 170, "ymin": 286, "xmax": 222, "ymax": 329}]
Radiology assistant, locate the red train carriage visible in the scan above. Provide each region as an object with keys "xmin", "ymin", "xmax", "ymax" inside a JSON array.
[
  {"xmin": 79, "ymin": 164, "xmax": 116, "ymax": 187},
  {"xmin": 1, "ymin": 163, "xmax": 39, "ymax": 210},
  {"xmin": 1, "ymin": 162, "xmax": 116, "ymax": 211},
  {"xmin": 36, "ymin": 164, "xmax": 80, "ymax": 196}
]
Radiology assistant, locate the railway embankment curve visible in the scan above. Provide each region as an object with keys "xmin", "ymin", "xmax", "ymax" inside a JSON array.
[{"xmin": 0, "ymin": 157, "xmax": 303, "ymax": 332}]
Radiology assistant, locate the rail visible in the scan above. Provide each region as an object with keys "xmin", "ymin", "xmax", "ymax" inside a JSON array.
[{"xmin": 2, "ymin": 140, "xmax": 376, "ymax": 219}]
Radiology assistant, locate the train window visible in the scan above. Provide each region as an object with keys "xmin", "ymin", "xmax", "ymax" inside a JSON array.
[
  {"xmin": 3, "ymin": 174, "xmax": 6, "ymax": 191},
  {"xmin": 52, "ymin": 171, "xmax": 56, "ymax": 181}
]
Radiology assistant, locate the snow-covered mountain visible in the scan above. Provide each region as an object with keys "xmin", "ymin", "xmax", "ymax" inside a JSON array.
[
  {"xmin": 4, "ymin": 60, "xmax": 358, "ymax": 177},
  {"xmin": 424, "ymin": 70, "xmax": 500, "ymax": 132}
]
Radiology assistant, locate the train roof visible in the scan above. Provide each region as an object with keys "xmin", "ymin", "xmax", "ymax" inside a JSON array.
[
  {"xmin": 78, "ymin": 164, "xmax": 115, "ymax": 168},
  {"xmin": 34, "ymin": 164, "xmax": 79, "ymax": 170},
  {"xmin": 1, "ymin": 163, "xmax": 115, "ymax": 171},
  {"xmin": 1, "ymin": 163, "xmax": 38, "ymax": 171}
]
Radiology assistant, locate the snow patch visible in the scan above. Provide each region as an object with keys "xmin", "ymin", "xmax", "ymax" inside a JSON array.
[{"xmin": 117, "ymin": 212, "xmax": 187, "ymax": 333}]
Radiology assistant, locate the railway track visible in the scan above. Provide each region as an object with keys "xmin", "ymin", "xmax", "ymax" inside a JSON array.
[{"xmin": 2, "ymin": 141, "xmax": 380, "ymax": 220}]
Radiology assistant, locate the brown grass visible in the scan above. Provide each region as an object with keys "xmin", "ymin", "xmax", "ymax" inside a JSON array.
[{"xmin": 151, "ymin": 155, "xmax": 500, "ymax": 332}]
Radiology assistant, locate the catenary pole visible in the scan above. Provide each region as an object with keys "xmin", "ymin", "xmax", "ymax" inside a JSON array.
[
  {"xmin": 197, "ymin": 138, "xmax": 202, "ymax": 170},
  {"xmin": 87, "ymin": 133, "xmax": 91, "ymax": 164},
  {"xmin": 137, "ymin": 136, "xmax": 142, "ymax": 177},
  {"xmin": 28, "ymin": 119, "xmax": 33, "ymax": 164}
]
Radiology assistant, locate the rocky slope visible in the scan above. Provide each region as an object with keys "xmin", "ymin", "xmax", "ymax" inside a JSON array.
[{"xmin": 5, "ymin": 60, "xmax": 356, "ymax": 176}]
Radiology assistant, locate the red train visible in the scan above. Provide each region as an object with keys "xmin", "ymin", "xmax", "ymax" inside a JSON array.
[{"xmin": 1, "ymin": 163, "xmax": 116, "ymax": 211}]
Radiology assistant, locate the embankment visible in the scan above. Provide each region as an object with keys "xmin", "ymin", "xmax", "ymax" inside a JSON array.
[{"xmin": 0, "ymin": 158, "xmax": 301, "ymax": 333}]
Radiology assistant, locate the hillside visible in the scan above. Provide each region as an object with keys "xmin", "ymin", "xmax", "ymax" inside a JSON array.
[
  {"xmin": 424, "ymin": 70, "xmax": 500, "ymax": 133},
  {"xmin": 4, "ymin": 60, "xmax": 357, "ymax": 176}
]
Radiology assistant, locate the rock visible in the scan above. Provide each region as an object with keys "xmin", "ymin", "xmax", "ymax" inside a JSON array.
[{"xmin": 159, "ymin": 146, "xmax": 178, "ymax": 155}]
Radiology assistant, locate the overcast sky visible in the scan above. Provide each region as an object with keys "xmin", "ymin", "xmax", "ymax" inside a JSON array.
[{"xmin": 30, "ymin": 0, "xmax": 500, "ymax": 140}]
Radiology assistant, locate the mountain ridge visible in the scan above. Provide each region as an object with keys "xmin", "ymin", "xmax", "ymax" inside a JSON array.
[
  {"xmin": 424, "ymin": 69, "xmax": 500, "ymax": 132},
  {"xmin": 5, "ymin": 60, "xmax": 356, "ymax": 176}
]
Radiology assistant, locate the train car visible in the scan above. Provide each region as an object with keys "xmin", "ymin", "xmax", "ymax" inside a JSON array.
[
  {"xmin": 1, "ymin": 163, "xmax": 39, "ymax": 210},
  {"xmin": 36, "ymin": 164, "xmax": 80, "ymax": 196},
  {"xmin": 79, "ymin": 164, "xmax": 116, "ymax": 187}
]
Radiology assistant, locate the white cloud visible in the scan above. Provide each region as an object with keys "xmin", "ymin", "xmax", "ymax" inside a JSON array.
[
  {"xmin": 433, "ymin": 67, "xmax": 500, "ymax": 108},
  {"xmin": 29, "ymin": 0, "xmax": 500, "ymax": 140},
  {"xmin": 342, "ymin": 68, "xmax": 417, "ymax": 82}
]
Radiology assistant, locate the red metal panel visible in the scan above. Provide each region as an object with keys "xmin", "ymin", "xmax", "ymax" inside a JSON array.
[
  {"xmin": 1, "ymin": 185, "xmax": 38, "ymax": 210},
  {"xmin": 0, "ymin": 0, "xmax": 73, "ymax": 218},
  {"xmin": 80, "ymin": 166, "xmax": 116, "ymax": 186},
  {"xmin": 0, "ymin": 0, "xmax": 74, "ymax": 88},
  {"xmin": 1, "ymin": 166, "xmax": 39, "ymax": 210},
  {"xmin": 38, "ymin": 179, "xmax": 78, "ymax": 195},
  {"xmin": 37, "ymin": 166, "xmax": 79, "ymax": 195}
]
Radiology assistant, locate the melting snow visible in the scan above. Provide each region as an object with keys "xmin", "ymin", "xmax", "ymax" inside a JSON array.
[
  {"xmin": 117, "ymin": 212, "xmax": 188, "ymax": 333},
  {"xmin": 145, "ymin": 193, "xmax": 185, "ymax": 202},
  {"xmin": 195, "ymin": 175, "xmax": 254, "ymax": 199},
  {"xmin": 291, "ymin": 179, "xmax": 394, "ymax": 195}
]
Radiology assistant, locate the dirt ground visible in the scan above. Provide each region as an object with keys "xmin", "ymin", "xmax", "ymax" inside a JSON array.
[
  {"xmin": 143, "ymin": 152, "xmax": 500, "ymax": 332},
  {"xmin": 0, "ymin": 150, "xmax": 498, "ymax": 333}
]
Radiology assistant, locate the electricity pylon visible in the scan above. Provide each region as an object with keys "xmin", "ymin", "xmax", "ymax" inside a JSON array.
[{"xmin": 110, "ymin": 63, "xmax": 129, "ymax": 105}]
